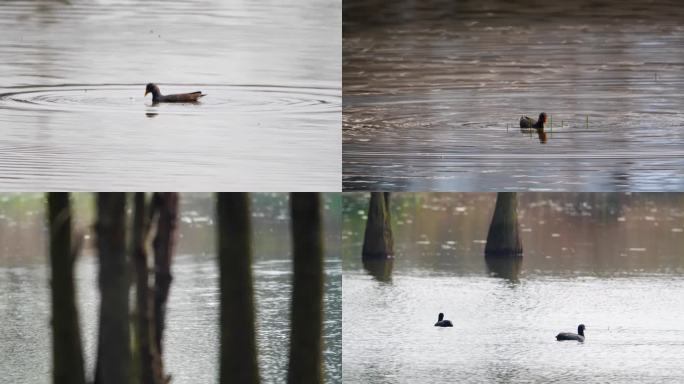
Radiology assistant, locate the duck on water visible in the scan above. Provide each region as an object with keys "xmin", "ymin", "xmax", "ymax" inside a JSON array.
[
  {"xmin": 434, "ymin": 313, "xmax": 453, "ymax": 327},
  {"xmin": 520, "ymin": 112, "xmax": 547, "ymax": 131},
  {"xmin": 519, "ymin": 112, "xmax": 548, "ymax": 143},
  {"xmin": 144, "ymin": 83, "xmax": 206, "ymax": 103},
  {"xmin": 556, "ymin": 324, "xmax": 585, "ymax": 342}
]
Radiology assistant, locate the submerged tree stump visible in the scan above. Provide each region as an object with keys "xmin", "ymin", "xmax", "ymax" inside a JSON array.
[
  {"xmin": 47, "ymin": 193, "xmax": 86, "ymax": 384},
  {"xmin": 362, "ymin": 192, "xmax": 394, "ymax": 259},
  {"xmin": 484, "ymin": 192, "xmax": 523, "ymax": 257}
]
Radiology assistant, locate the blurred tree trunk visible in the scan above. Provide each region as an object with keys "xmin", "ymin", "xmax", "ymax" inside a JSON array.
[
  {"xmin": 217, "ymin": 193, "xmax": 260, "ymax": 384},
  {"xmin": 287, "ymin": 193, "xmax": 324, "ymax": 384},
  {"xmin": 94, "ymin": 193, "xmax": 130, "ymax": 384},
  {"xmin": 362, "ymin": 192, "xmax": 393, "ymax": 259},
  {"xmin": 485, "ymin": 192, "xmax": 523, "ymax": 257},
  {"xmin": 150, "ymin": 192, "xmax": 179, "ymax": 356},
  {"xmin": 47, "ymin": 193, "xmax": 86, "ymax": 384},
  {"xmin": 132, "ymin": 193, "xmax": 165, "ymax": 384}
]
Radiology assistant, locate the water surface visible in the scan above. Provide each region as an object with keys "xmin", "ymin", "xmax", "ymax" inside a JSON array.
[
  {"xmin": 0, "ymin": 0, "xmax": 341, "ymax": 190},
  {"xmin": 343, "ymin": 1, "xmax": 684, "ymax": 191},
  {"xmin": 343, "ymin": 193, "xmax": 684, "ymax": 383}
]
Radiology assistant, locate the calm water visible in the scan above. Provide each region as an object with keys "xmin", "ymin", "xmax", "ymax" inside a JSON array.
[
  {"xmin": 343, "ymin": 193, "xmax": 684, "ymax": 383},
  {"xmin": 343, "ymin": 1, "xmax": 684, "ymax": 191},
  {"xmin": 0, "ymin": 193, "xmax": 342, "ymax": 383},
  {"xmin": 0, "ymin": 0, "xmax": 341, "ymax": 190}
]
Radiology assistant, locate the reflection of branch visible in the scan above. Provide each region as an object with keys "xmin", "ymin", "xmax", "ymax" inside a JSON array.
[
  {"xmin": 151, "ymin": 193, "xmax": 179, "ymax": 357},
  {"xmin": 133, "ymin": 193, "xmax": 169, "ymax": 384}
]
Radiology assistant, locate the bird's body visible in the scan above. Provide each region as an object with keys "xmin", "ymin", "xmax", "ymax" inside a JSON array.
[
  {"xmin": 145, "ymin": 83, "xmax": 206, "ymax": 103},
  {"xmin": 556, "ymin": 324, "xmax": 585, "ymax": 342},
  {"xmin": 520, "ymin": 112, "xmax": 547, "ymax": 131},
  {"xmin": 434, "ymin": 313, "xmax": 453, "ymax": 327}
]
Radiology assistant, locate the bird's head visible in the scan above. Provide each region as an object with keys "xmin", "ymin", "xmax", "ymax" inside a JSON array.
[
  {"xmin": 539, "ymin": 112, "xmax": 547, "ymax": 124},
  {"xmin": 145, "ymin": 83, "xmax": 160, "ymax": 97}
]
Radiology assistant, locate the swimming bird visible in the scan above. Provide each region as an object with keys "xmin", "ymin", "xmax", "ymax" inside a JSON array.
[
  {"xmin": 144, "ymin": 83, "xmax": 205, "ymax": 103},
  {"xmin": 520, "ymin": 112, "xmax": 547, "ymax": 130},
  {"xmin": 556, "ymin": 324, "xmax": 585, "ymax": 342},
  {"xmin": 434, "ymin": 313, "xmax": 453, "ymax": 327}
]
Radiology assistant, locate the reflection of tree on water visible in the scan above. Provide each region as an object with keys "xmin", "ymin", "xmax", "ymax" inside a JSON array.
[
  {"xmin": 363, "ymin": 258, "xmax": 394, "ymax": 283},
  {"xmin": 485, "ymin": 256, "xmax": 522, "ymax": 282}
]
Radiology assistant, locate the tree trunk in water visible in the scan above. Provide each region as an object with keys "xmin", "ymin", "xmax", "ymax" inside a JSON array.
[
  {"xmin": 287, "ymin": 193, "xmax": 324, "ymax": 384},
  {"xmin": 217, "ymin": 193, "xmax": 260, "ymax": 384},
  {"xmin": 132, "ymin": 193, "xmax": 165, "ymax": 384},
  {"xmin": 484, "ymin": 192, "xmax": 523, "ymax": 257},
  {"xmin": 48, "ymin": 193, "xmax": 86, "ymax": 384},
  {"xmin": 151, "ymin": 192, "xmax": 179, "ymax": 356},
  {"xmin": 94, "ymin": 193, "xmax": 131, "ymax": 384},
  {"xmin": 362, "ymin": 192, "xmax": 393, "ymax": 259}
]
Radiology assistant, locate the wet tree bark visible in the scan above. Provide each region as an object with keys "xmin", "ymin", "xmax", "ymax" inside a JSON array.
[
  {"xmin": 485, "ymin": 192, "xmax": 523, "ymax": 257},
  {"xmin": 132, "ymin": 193, "xmax": 166, "ymax": 384},
  {"xmin": 150, "ymin": 192, "xmax": 179, "ymax": 356},
  {"xmin": 362, "ymin": 192, "xmax": 393, "ymax": 259},
  {"xmin": 287, "ymin": 193, "xmax": 324, "ymax": 384},
  {"xmin": 94, "ymin": 193, "xmax": 130, "ymax": 384},
  {"xmin": 217, "ymin": 193, "xmax": 260, "ymax": 384},
  {"xmin": 47, "ymin": 193, "xmax": 86, "ymax": 384}
]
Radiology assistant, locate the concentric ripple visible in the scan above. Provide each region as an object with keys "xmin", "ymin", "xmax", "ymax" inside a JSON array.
[{"xmin": 0, "ymin": 83, "xmax": 340, "ymax": 116}]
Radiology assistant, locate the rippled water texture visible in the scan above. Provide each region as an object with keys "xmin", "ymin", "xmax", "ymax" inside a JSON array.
[
  {"xmin": 0, "ymin": 194, "xmax": 342, "ymax": 383},
  {"xmin": 342, "ymin": 193, "xmax": 684, "ymax": 383},
  {"xmin": 0, "ymin": 0, "xmax": 341, "ymax": 190},
  {"xmin": 343, "ymin": 0, "xmax": 684, "ymax": 191}
]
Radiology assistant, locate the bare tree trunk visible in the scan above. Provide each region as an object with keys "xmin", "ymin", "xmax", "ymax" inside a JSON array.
[
  {"xmin": 94, "ymin": 193, "xmax": 130, "ymax": 384},
  {"xmin": 48, "ymin": 193, "xmax": 86, "ymax": 384},
  {"xmin": 132, "ymin": 193, "xmax": 165, "ymax": 384},
  {"xmin": 362, "ymin": 192, "xmax": 393, "ymax": 259},
  {"xmin": 150, "ymin": 192, "xmax": 179, "ymax": 356},
  {"xmin": 217, "ymin": 193, "xmax": 260, "ymax": 384},
  {"xmin": 484, "ymin": 192, "xmax": 523, "ymax": 257},
  {"xmin": 287, "ymin": 193, "xmax": 324, "ymax": 384}
]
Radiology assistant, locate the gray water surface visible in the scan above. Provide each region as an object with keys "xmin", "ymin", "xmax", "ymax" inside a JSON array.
[
  {"xmin": 343, "ymin": 1, "xmax": 684, "ymax": 191},
  {"xmin": 342, "ymin": 193, "xmax": 684, "ymax": 383},
  {"xmin": 0, "ymin": 0, "xmax": 341, "ymax": 190}
]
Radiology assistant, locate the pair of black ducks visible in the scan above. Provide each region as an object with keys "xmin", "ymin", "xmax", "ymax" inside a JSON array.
[
  {"xmin": 434, "ymin": 313, "xmax": 586, "ymax": 342},
  {"xmin": 144, "ymin": 83, "xmax": 205, "ymax": 103}
]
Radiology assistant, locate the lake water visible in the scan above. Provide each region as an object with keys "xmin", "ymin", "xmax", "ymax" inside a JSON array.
[
  {"xmin": 343, "ymin": 1, "xmax": 684, "ymax": 191},
  {"xmin": 0, "ymin": 193, "xmax": 342, "ymax": 383},
  {"xmin": 0, "ymin": 0, "xmax": 341, "ymax": 190},
  {"xmin": 342, "ymin": 193, "xmax": 684, "ymax": 383}
]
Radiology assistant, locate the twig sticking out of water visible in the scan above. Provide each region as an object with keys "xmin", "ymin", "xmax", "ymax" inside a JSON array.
[{"xmin": 586, "ymin": 115, "xmax": 589, "ymax": 129}]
